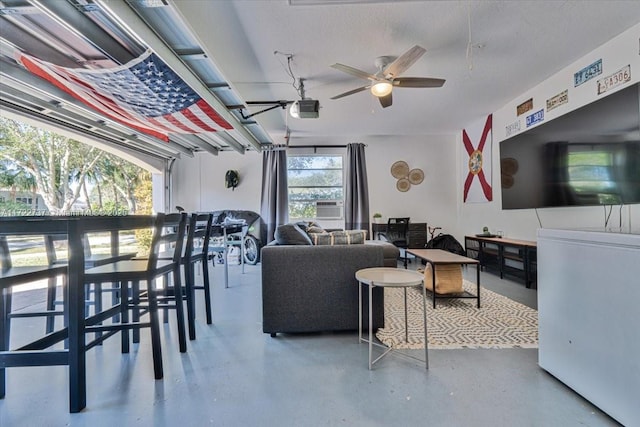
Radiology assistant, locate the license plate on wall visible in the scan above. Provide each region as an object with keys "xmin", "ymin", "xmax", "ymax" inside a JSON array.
[
  {"xmin": 526, "ymin": 109, "xmax": 544, "ymax": 127},
  {"xmin": 574, "ymin": 59, "xmax": 602, "ymax": 87},
  {"xmin": 597, "ymin": 65, "xmax": 631, "ymax": 95}
]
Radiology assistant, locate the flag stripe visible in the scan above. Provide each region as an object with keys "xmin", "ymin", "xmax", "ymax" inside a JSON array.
[
  {"xmin": 195, "ymin": 99, "xmax": 233, "ymax": 129},
  {"xmin": 16, "ymin": 50, "xmax": 234, "ymax": 142},
  {"xmin": 463, "ymin": 172, "xmax": 474, "ymax": 202},
  {"xmin": 18, "ymin": 53, "xmax": 170, "ymax": 141},
  {"xmin": 181, "ymin": 107, "xmax": 218, "ymax": 132},
  {"xmin": 477, "ymin": 170, "xmax": 493, "ymax": 200},
  {"xmin": 462, "ymin": 130, "xmax": 475, "ymax": 155},
  {"xmin": 477, "ymin": 115, "xmax": 493, "ymax": 152}
]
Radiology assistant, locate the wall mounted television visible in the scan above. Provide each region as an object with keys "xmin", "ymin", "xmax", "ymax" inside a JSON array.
[{"xmin": 500, "ymin": 83, "xmax": 640, "ymax": 210}]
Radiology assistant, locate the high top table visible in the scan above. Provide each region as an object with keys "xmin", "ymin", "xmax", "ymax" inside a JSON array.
[
  {"xmin": 1, "ymin": 215, "xmax": 155, "ymax": 413},
  {"xmin": 407, "ymin": 249, "xmax": 481, "ymax": 308},
  {"xmin": 355, "ymin": 267, "xmax": 428, "ymax": 370}
]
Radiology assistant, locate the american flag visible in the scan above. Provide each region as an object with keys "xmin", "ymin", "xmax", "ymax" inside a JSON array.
[{"xmin": 17, "ymin": 50, "xmax": 233, "ymax": 142}]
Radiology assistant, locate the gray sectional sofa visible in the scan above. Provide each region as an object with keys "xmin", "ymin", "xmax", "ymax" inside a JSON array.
[{"xmin": 261, "ymin": 241, "xmax": 399, "ymax": 336}]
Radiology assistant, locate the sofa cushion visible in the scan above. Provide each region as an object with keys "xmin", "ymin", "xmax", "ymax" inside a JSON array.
[
  {"xmin": 310, "ymin": 230, "xmax": 367, "ymax": 245},
  {"xmin": 274, "ymin": 223, "xmax": 313, "ymax": 245}
]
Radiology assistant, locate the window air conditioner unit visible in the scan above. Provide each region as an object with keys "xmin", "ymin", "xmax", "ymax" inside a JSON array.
[{"xmin": 315, "ymin": 200, "xmax": 343, "ymax": 219}]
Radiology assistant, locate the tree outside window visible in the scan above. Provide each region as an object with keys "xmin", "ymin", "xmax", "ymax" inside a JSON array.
[{"xmin": 287, "ymin": 155, "xmax": 343, "ymax": 220}]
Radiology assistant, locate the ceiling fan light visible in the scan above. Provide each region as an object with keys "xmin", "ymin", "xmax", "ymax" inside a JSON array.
[
  {"xmin": 289, "ymin": 100, "xmax": 300, "ymax": 118},
  {"xmin": 370, "ymin": 81, "xmax": 393, "ymax": 97}
]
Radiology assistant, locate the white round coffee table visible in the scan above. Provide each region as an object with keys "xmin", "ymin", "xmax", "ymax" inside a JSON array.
[{"xmin": 355, "ymin": 267, "xmax": 428, "ymax": 370}]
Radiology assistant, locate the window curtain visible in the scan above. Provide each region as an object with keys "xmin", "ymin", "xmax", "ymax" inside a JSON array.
[
  {"xmin": 344, "ymin": 143, "xmax": 370, "ymax": 232},
  {"xmin": 260, "ymin": 148, "xmax": 288, "ymax": 243}
]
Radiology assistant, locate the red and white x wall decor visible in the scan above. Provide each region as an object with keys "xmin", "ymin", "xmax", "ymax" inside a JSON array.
[{"xmin": 462, "ymin": 114, "xmax": 493, "ymax": 203}]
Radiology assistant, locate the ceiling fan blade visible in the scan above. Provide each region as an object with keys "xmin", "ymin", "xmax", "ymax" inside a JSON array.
[
  {"xmin": 393, "ymin": 77, "xmax": 446, "ymax": 88},
  {"xmin": 378, "ymin": 92, "xmax": 393, "ymax": 108},
  {"xmin": 330, "ymin": 63, "xmax": 376, "ymax": 81},
  {"xmin": 330, "ymin": 85, "xmax": 369, "ymax": 100},
  {"xmin": 383, "ymin": 45, "xmax": 426, "ymax": 78}
]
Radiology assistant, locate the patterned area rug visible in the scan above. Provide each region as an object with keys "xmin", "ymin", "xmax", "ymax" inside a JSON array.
[{"xmin": 375, "ymin": 280, "xmax": 538, "ymax": 349}]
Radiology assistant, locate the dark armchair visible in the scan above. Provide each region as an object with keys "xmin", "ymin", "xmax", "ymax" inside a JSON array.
[{"xmin": 379, "ymin": 217, "xmax": 410, "ymax": 268}]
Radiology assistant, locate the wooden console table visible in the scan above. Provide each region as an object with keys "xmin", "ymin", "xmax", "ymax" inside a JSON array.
[{"xmin": 464, "ymin": 235, "xmax": 537, "ymax": 288}]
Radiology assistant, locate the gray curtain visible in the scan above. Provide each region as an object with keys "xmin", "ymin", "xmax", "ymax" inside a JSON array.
[
  {"xmin": 344, "ymin": 143, "xmax": 370, "ymax": 232},
  {"xmin": 260, "ymin": 148, "xmax": 288, "ymax": 243}
]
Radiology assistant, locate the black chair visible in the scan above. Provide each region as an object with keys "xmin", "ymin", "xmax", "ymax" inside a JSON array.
[
  {"xmin": 1, "ymin": 234, "xmax": 69, "ymax": 397},
  {"xmin": 380, "ymin": 217, "xmax": 410, "ymax": 268},
  {"xmin": 1, "ymin": 235, "xmax": 69, "ymax": 334},
  {"xmin": 158, "ymin": 212, "xmax": 213, "ymax": 340},
  {"xmin": 82, "ymin": 212, "xmax": 188, "ymax": 382},
  {"xmin": 44, "ymin": 233, "xmax": 138, "ymax": 334},
  {"xmin": 183, "ymin": 213, "xmax": 214, "ymax": 332}
]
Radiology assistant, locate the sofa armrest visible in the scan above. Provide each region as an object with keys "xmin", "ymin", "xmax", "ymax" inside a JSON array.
[{"xmin": 261, "ymin": 244, "xmax": 386, "ymax": 334}]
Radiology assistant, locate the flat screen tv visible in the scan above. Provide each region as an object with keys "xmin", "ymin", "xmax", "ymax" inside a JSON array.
[{"xmin": 500, "ymin": 83, "xmax": 640, "ymax": 209}]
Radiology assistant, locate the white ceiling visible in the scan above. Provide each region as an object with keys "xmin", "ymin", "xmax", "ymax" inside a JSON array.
[
  {"xmin": 1, "ymin": 1, "xmax": 639, "ymax": 157},
  {"xmin": 172, "ymin": 0, "xmax": 640, "ymax": 143}
]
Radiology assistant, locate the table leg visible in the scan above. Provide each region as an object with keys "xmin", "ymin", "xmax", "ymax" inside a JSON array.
[
  {"xmin": 358, "ymin": 281, "xmax": 363, "ymax": 343},
  {"xmin": 241, "ymin": 227, "xmax": 246, "ymax": 274},
  {"xmin": 67, "ymin": 222, "xmax": 86, "ymax": 413},
  {"xmin": 422, "ymin": 281, "xmax": 429, "ymax": 369},
  {"xmin": 0, "ymin": 287, "xmax": 9, "ymax": 398},
  {"xmin": 431, "ymin": 261, "xmax": 437, "ymax": 309},
  {"xmin": 368, "ymin": 284, "xmax": 373, "ymax": 370},
  {"xmin": 476, "ymin": 264, "xmax": 481, "ymax": 308},
  {"xmin": 403, "ymin": 288, "xmax": 408, "ymax": 342},
  {"xmin": 223, "ymin": 229, "xmax": 229, "ymax": 288}
]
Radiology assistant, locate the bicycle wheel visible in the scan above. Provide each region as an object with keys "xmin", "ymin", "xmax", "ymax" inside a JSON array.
[{"xmin": 243, "ymin": 234, "xmax": 260, "ymax": 265}]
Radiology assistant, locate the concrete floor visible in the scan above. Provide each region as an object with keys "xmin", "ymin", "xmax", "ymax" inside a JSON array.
[{"xmin": 1, "ymin": 260, "xmax": 620, "ymax": 427}]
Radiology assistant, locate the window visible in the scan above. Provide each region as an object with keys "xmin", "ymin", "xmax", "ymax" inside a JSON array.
[
  {"xmin": 287, "ymin": 155, "xmax": 343, "ymax": 220},
  {"xmin": 15, "ymin": 197, "xmax": 33, "ymax": 205}
]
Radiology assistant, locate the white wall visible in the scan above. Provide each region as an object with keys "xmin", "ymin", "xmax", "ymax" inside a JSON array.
[
  {"xmin": 170, "ymin": 23, "xmax": 640, "ymax": 243},
  {"xmin": 170, "ymin": 134, "xmax": 458, "ymax": 237},
  {"xmin": 457, "ymin": 23, "xmax": 640, "ymax": 241},
  {"xmin": 171, "ymin": 151, "xmax": 263, "ymax": 214},
  {"xmin": 361, "ymin": 134, "xmax": 458, "ymax": 234}
]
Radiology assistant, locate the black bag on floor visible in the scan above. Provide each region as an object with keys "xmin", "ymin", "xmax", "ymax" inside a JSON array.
[{"xmin": 425, "ymin": 233, "xmax": 465, "ymax": 256}]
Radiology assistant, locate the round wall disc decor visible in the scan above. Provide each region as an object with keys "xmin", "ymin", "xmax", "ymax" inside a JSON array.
[
  {"xmin": 501, "ymin": 158, "xmax": 519, "ymax": 175},
  {"xmin": 408, "ymin": 168, "xmax": 424, "ymax": 185},
  {"xmin": 396, "ymin": 178, "xmax": 411, "ymax": 192},
  {"xmin": 501, "ymin": 173, "xmax": 514, "ymax": 189},
  {"xmin": 391, "ymin": 161, "xmax": 409, "ymax": 179}
]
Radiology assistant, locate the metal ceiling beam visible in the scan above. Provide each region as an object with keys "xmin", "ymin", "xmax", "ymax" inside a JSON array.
[
  {"xmin": 1, "ymin": 99, "xmax": 167, "ymax": 173},
  {"xmin": 0, "ymin": 91, "xmax": 186, "ymax": 160},
  {"xmin": 105, "ymin": 0, "xmax": 263, "ymax": 153},
  {"xmin": 0, "ymin": 14, "xmax": 83, "ymax": 67},
  {"xmin": 170, "ymin": 133, "xmax": 219, "ymax": 156},
  {"xmin": 29, "ymin": 0, "xmax": 138, "ymax": 64}
]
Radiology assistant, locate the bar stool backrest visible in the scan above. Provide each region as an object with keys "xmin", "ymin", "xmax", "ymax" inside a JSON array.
[
  {"xmin": 147, "ymin": 212, "xmax": 187, "ymax": 270},
  {"xmin": 0, "ymin": 236, "xmax": 11, "ymax": 272},
  {"xmin": 184, "ymin": 213, "xmax": 213, "ymax": 262}
]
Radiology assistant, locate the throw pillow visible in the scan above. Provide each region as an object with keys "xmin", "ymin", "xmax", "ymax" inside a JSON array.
[
  {"xmin": 274, "ymin": 223, "xmax": 313, "ymax": 245},
  {"xmin": 310, "ymin": 230, "xmax": 367, "ymax": 245},
  {"xmin": 306, "ymin": 225, "xmax": 327, "ymax": 234}
]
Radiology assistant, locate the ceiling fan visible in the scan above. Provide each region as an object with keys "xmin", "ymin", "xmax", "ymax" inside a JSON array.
[{"xmin": 330, "ymin": 45, "xmax": 445, "ymax": 108}]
